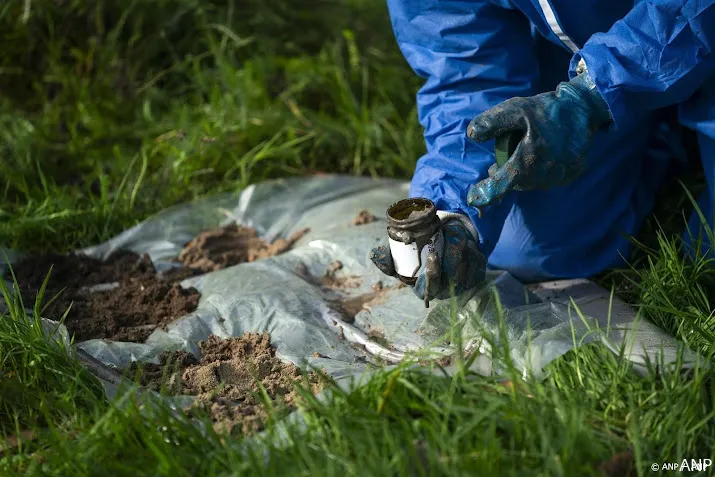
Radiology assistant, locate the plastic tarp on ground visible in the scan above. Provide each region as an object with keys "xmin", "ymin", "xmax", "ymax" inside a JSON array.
[{"xmin": 3, "ymin": 176, "xmax": 703, "ymax": 394}]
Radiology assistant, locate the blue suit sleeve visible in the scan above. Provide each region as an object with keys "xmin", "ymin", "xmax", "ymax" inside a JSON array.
[
  {"xmin": 570, "ymin": 0, "xmax": 715, "ymax": 127},
  {"xmin": 386, "ymin": 0, "xmax": 539, "ymax": 257}
]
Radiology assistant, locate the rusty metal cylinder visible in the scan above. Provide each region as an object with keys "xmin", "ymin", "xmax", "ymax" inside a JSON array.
[{"xmin": 386, "ymin": 198, "xmax": 444, "ymax": 286}]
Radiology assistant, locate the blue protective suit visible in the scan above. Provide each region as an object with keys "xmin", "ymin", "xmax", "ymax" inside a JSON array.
[{"xmin": 387, "ymin": 0, "xmax": 715, "ymax": 282}]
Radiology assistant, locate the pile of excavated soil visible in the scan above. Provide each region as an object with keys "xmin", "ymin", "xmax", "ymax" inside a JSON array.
[
  {"xmin": 352, "ymin": 209, "xmax": 377, "ymax": 226},
  {"xmin": 178, "ymin": 223, "xmax": 310, "ymax": 273},
  {"xmin": 127, "ymin": 332, "xmax": 325, "ymax": 436},
  {"xmin": 9, "ymin": 251, "xmax": 202, "ymax": 342},
  {"xmin": 8, "ymin": 224, "xmax": 310, "ymax": 343}
]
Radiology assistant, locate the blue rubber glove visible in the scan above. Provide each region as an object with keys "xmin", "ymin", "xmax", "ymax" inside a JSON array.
[
  {"xmin": 466, "ymin": 70, "xmax": 612, "ymax": 208},
  {"xmin": 370, "ymin": 217, "xmax": 486, "ymax": 302}
]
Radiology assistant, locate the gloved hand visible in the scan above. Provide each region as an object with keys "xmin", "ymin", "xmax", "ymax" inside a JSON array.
[
  {"xmin": 465, "ymin": 68, "xmax": 612, "ymax": 208},
  {"xmin": 370, "ymin": 216, "xmax": 486, "ymax": 302}
]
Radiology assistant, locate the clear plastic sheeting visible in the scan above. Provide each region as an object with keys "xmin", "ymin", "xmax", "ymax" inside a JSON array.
[{"xmin": 4, "ymin": 176, "xmax": 703, "ymax": 389}]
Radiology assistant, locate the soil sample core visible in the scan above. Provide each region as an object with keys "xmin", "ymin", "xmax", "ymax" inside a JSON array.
[
  {"xmin": 178, "ymin": 223, "xmax": 309, "ymax": 273},
  {"xmin": 8, "ymin": 251, "xmax": 202, "ymax": 343},
  {"xmin": 126, "ymin": 332, "xmax": 326, "ymax": 436}
]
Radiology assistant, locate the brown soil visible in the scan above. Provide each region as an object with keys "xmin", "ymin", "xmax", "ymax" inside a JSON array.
[
  {"xmin": 127, "ymin": 332, "xmax": 326, "ymax": 436},
  {"xmin": 294, "ymin": 262, "xmax": 401, "ymax": 324},
  {"xmin": 7, "ymin": 223, "xmax": 310, "ymax": 343},
  {"xmin": 177, "ymin": 223, "xmax": 309, "ymax": 273},
  {"xmin": 329, "ymin": 292, "xmax": 390, "ymax": 324},
  {"xmin": 9, "ymin": 251, "xmax": 202, "ymax": 342},
  {"xmin": 321, "ymin": 261, "xmax": 361, "ymax": 290},
  {"xmin": 352, "ymin": 210, "xmax": 377, "ymax": 226},
  {"xmin": 367, "ymin": 328, "xmax": 392, "ymax": 349}
]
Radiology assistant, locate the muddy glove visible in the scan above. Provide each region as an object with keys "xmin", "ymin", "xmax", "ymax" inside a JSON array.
[
  {"xmin": 370, "ymin": 213, "xmax": 486, "ymax": 302},
  {"xmin": 465, "ymin": 67, "xmax": 612, "ymax": 208}
]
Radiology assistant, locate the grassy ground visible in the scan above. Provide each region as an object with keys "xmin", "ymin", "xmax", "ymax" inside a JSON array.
[{"xmin": 0, "ymin": 1, "xmax": 713, "ymax": 475}]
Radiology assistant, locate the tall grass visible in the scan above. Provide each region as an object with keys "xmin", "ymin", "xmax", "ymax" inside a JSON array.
[
  {"xmin": 0, "ymin": 0, "xmax": 423, "ymax": 253},
  {"xmin": 0, "ymin": 1, "xmax": 713, "ymax": 475}
]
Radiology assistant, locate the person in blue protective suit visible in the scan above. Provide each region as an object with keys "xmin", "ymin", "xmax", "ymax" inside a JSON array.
[{"xmin": 370, "ymin": 0, "xmax": 715, "ymax": 303}]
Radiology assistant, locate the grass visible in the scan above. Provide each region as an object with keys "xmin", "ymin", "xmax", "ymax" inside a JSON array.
[
  {"xmin": 0, "ymin": 0, "xmax": 422, "ymax": 253},
  {"xmin": 0, "ymin": 0, "xmax": 714, "ymax": 475}
]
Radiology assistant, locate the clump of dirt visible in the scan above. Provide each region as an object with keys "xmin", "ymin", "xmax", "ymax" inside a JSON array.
[
  {"xmin": 352, "ymin": 209, "xmax": 377, "ymax": 225},
  {"xmin": 367, "ymin": 328, "xmax": 392, "ymax": 349},
  {"xmin": 294, "ymin": 262, "xmax": 400, "ymax": 324},
  {"xmin": 329, "ymin": 292, "xmax": 390, "ymax": 324},
  {"xmin": 9, "ymin": 251, "xmax": 202, "ymax": 343},
  {"xmin": 126, "ymin": 332, "xmax": 326, "ymax": 436},
  {"xmin": 321, "ymin": 261, "xmax": 361, "ymax": 290},
  {"xmin": 178, "ymin": 223, "xmax": 309, "ymax": 273}
]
